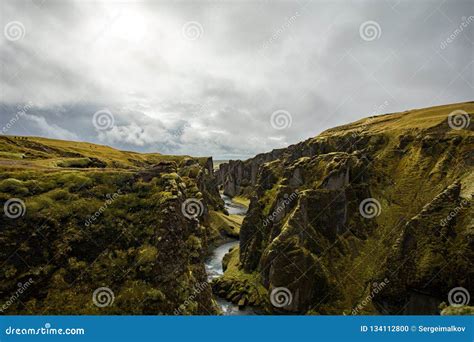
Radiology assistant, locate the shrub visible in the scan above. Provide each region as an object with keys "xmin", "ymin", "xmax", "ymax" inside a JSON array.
[
  {"xmin": 0, "ymin": 178, "xmax": 29, "ymax": 196},
  {"xmin": 56, "ymin": 173, "xmax": 93, "ymax": 192},
  {"xmin": 47, "ymin": 189, "xmax": 72, "ymax": 201},
  {"xmin": 136, "ymin": 245, "xmax": 158, "ymax": 265}
]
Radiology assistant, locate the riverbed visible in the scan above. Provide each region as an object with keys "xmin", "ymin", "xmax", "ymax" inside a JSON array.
[{"xmin": 205, "ymin": 194, "xmax": 254, "ymax": 315}]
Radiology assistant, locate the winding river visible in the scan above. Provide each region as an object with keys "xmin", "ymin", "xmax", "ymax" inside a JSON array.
[{"xmin": 205, "ymin": 195, "xmax": 254, "ymax": 315}]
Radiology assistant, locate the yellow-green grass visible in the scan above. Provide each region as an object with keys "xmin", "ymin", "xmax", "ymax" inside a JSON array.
[
  {"xmin": 231, "ymin": 196, "xmax": 250, "ymax": 208},
  {"xmin": 0, "ymin": 135, "xmax": 202, "ymax": 170},
  {"xmin": 208, "ymin": 210, "xmax": 242, "ymax": 239},
  {"xmin": 320, "ymin": 101, "xmax": 473, "ymax": 138},
  {"xmin": 219, "ymin": 246, "xmax": 267, "ymax": 296}
]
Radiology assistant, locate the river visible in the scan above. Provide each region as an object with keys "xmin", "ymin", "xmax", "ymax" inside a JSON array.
[{"xmin": 205, "ymin": 194, "xmax": 255, "ymax": 315}]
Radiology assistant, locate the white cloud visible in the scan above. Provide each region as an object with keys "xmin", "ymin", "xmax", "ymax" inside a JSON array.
[
  {"xmin": 24, "ymin": 114, "xmax": 78, "ymax": 141},
  {"xmin": 0, "ymin": 0, "xmax": 472, "ymax": 159}
]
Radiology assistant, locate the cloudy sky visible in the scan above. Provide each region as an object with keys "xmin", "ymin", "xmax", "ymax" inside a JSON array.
[{"xmin": 1, "ymin": 0, "xmax": 473, "ymax": 159}]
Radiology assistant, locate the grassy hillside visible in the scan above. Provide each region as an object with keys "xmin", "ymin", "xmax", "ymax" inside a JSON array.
[
  {"xmin": 0, "ymin": 136, "xmax": 222, "ymax": 314},
  {"xmin": 214, "ymin": 102, "xmax": 473, "ymax": 314},
  {"xmin": 0, "ymin": 136, "xmax": 198, "ymax": 170}
]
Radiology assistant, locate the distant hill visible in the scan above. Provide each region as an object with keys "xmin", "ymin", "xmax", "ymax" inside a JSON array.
[{"xmin": 0, "ymin": 135, "xmax": 191, "ymax": 170}]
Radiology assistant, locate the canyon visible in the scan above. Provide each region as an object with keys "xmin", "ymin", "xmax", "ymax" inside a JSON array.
[
  {"xmin": 0, "ymin": 102, "xmax": 472, "ymax": 315},
  {"xmin": 214, "ymin": 102, "xmax": 473, "ymax": 314}
]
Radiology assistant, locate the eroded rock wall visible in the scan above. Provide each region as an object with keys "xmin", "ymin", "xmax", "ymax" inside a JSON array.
[{"xmin": 216, "ymin": 103, "xmax": 474, "ymax": 314}]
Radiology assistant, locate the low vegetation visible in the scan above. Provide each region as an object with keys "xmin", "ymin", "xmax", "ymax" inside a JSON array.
[{"xmin": 0, "ymin": 136, "xmax": 223, "ymax": 314}]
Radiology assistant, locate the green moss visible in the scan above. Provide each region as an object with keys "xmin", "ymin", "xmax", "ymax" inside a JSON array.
[
  {"xmin": 57, "ymin": 158, "xmax": 94, "ymax": 168},
  {"xmin": 137, "ymin": 245, "xmax": 158, "ymax": 264},
  {"xmin": 440, "ymin": 305, "xmax": 474, "ymax": 315},
  {"xmin": 207, "ymin": 210, "xmax": 242, "ymax": 240},
  {"xmin": 56, "ymin": 172, "xmax": 93, "ymax": 191},
  {"xmin": 0, "ymin": 178, "xmax": 29, "ymax": 196},
  {"xmin": 0, "ymin": 151, "xmax": 24, "ymax": 159},
  {"xmin": 232, "ymin": 196, "xmax": 250, "ymax": 207},
  {"xmin": 186, "ymin": 235, "xmax": 202, "ymax": 256},
  {"xmin": 162, "ymin": 173, "xmax": 180, "ymax": 181},
  {"xmin": 212, "ymin": 246, "xmax": 268, "ymax": 309},
  {"xmin": 226, "ymin": 102, "xmax": 474, "ymax": 314},
  {"xmin": 46, "ymin": 188, "xmax": 73, "ymax": 201},
  {"xmin": 0, "ymin": 143, "xmax": 221, "ymax": 315}
]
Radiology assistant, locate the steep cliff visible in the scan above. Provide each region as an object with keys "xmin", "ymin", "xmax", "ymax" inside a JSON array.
[
  {"xmin": 215, "ymin": 102, "xmax": 473, "ymax": 314},
  {"xmin": 0, "ymin": 136, "xmax": 223, "ymax": 314},
  {"xmin": 216, "ymin": 149, "xmax": 286, "ymax": 197}
]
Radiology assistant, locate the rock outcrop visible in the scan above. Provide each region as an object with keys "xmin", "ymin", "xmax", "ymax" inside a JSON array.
[
  {"xmin": 0, "ymin": 137, "xmax": 224, "ymax": 314},
  {"xmin": 215, "ymin": 149, "xmax": 286, "ymax": 197},
  {"xmin": 215, "ymin": 102, "xmax": 473, "ymax": 314},
  {"xmin": 372, "ymin": 182, "xmax": 473, "ymax": 314}
]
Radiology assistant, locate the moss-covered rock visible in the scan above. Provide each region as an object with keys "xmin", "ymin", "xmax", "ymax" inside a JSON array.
[
  {"xmin": 0, "ymin": 141, "xmax": 224, "ymax": 315},
  {"xmin": 216, "ymin": 102, "xmax": 474, "ymax": 315}
]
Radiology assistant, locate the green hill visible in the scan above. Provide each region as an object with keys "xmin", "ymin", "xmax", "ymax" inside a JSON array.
[
  {"xmin": 214, "ymin": 101, "xmax": 473, "ymax": 314},
  {"xmin": 0, "ymin": 136, "xmax": 223, "ymax": 314}
]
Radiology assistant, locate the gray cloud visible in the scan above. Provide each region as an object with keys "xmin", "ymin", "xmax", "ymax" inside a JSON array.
[{"xmin": 1, "ymin": 0, "xmax": 473, "ymax": 159}]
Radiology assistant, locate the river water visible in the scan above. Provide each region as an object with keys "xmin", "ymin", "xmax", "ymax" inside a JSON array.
[{"xmin": 205, "ymin": 195, "xmax": 254, "ymax": 315}]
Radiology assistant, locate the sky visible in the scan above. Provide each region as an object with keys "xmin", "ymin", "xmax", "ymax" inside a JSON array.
[{"xmin": 1, "ymin": 0, "xmax": 473, "ymax": 159}]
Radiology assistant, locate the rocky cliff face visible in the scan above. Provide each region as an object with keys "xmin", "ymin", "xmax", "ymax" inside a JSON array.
[
  {"xmin": 216, "ymin": 149, "xmax": 286, "ymax": 197},
  {"xmin": 0, "ymin": 137, "xmax": 223, "ymax": 314},
  {"xmin": 372, "ymin": 181, "xmax": 473, "ymax": 314},
  {"xmin": 216, "ymin": 102, "xmax": 473, "ymax": 314}
]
